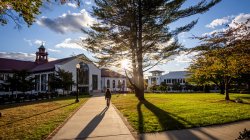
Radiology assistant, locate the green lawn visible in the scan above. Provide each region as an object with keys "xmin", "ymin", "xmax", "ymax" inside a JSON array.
[
  {"xmin": 112, "ymin": 93, "xmax": 250, "ymax": 133},
  {"xmin": 0, "ymin": 95, "xmax": 90, "ymax": 140}
]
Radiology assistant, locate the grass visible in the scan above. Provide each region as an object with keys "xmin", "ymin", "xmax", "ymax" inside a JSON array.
[
  {"xmin": 0, "ymin": 95, "xmax": 90, "ymax": 140},
  {"xmin": 112, "ymin": 93, "xmax": 250, "ymax": 133}
]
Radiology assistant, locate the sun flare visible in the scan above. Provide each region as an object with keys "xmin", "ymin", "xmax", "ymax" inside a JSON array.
[{"xmin": 121, "ymin": 59, "xmax": 129, "ymax": 69}]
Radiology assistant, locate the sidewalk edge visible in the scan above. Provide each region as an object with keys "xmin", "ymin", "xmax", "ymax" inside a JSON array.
[{"xmin": 45, "ymin": 98, "xmax": 91, "ymax": 140}]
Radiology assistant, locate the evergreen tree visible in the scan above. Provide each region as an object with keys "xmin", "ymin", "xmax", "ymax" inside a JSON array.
[{"xmin": 83, "ymin": 0, "xmax": 221, "ymax": 101}]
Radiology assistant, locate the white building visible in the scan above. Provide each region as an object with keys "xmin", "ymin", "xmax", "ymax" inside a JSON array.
[
  {"xmin": 147, "ymin": 70, "xmax": 188, "ymax": 91},
  {"xmin": 0, "ymin": 45, "xmax": 127, "ymax": 95},
  {"xmin": 161, "ymin": 71, "xmax": 187, "ymax": 86},
  {"xmin": 147, "ymin": 70, "xmax": 164, "ymax": 86},
  {"xmin": 101, "ymin": 68, "xmax": 127, "ymax": 92}
]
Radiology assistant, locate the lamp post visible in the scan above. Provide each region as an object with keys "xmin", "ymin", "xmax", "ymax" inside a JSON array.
[{"xmin": 76, "ymin": 63, "xmax": 80, "ymax": 102}]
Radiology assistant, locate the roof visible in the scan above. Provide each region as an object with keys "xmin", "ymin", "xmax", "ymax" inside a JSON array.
[
  {"xmin": 101, "ymin": 69, "xmax": 126, "ymax": 78},
  {"xmin": 0, "ymin": 54, "xmax": 91, "ymax": 73},
  {"xmin": 162, "ymin": 71, "xmax": 188, "ymax": 79},
  {"xmin": 31, "ymin": 57, "xmax": 75, "ymax": 72},
  {"xmin": 39, "ymin": 44, "xmax": 45, "ymax": 49},
  {"xmin": 0, "ymin": 58, "xmax": 37, "ymax": 72},
  {"xmin": 149, "ymin": 70, "xmax": 164, "ymax": 73}
]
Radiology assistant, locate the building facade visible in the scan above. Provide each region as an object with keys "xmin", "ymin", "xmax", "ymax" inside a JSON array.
[
  {"xmin": 147, "ymin": 70, "xmax": 188, "ymax": 91},
  {"xmin": 101, "ymin": 68, "xmax": 127, "ymax": 92},
  {"xmin": 0, "ymin": 46, "xmax": 127, "ymax": 95},
  {"xmin": 147, "ymin": 70, "xmax": 164, "ymax": 86}
]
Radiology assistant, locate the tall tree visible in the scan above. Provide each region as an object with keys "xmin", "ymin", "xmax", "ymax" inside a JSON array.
[{"xmin": 82, "ymin": 0, "xmax": 221, "ymax": 101}]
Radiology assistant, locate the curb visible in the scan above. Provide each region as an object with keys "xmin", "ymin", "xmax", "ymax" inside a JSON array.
[{"xmin": 111, "ymin": 102, "xmax": 139, "ymax": 140}]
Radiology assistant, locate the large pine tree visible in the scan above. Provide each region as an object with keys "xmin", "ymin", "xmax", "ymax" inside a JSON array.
[{"xmin": 83, "ymin": 0, "xmax": 221, "ymax": 101}]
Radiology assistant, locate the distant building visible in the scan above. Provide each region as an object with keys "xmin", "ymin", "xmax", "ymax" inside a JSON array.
[
  {"xmin": 147, "ymin": 70, "xmax": 189, "ymax": 91},
  {"xmin": 0, "ymin": 45, "xmax": 127, "ymax": 95},
  {"xmin": 147, "ymin": 70, "xmax": 164, "ymax": 86},
  {"xmin": 161, "ymin": 71, "xmax": 187, "ymax": 86},
  {"xmin": 101, "ymin": 68, "xmax": 127, "ymax": 92}
]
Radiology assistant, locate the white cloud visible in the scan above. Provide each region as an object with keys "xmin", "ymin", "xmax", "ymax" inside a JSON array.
[
  {"xmin": 37, "ymin": 9, "xmax": 95, "ymax": 34},
  {"xmin": 206, "ymin": 16, "xmax": 233, "ymax": 29},
  {"xmin": 55, "ymin": 38, "xmax": 84, "ymax": 49},
  {"xmin": 0, "ymin": 52, "xmax": 36, "ymax": 61},
  {"xmin": 174, "ymin": 51, "xmax": 199, "ymax": 63},
  {"xmin": 0, "ymin": 52, "xmax": 57, "ymax": 61},
  {"xmin": 229, "ymin": 13, "xmax": 250, "ymax": 28},
  {"xmin": 34, "ymin": 39, "xmax": 45, "ymax": 46},
  {"xmin": 203, "ymin": 13, "xmax": 250, "ymax": 37},
  {"xmin": 48, "ymin": 48, "xmax": 61, "ymax": 53},
  {"xmin": 23, "ymin": 38, "xmax": 33, "ymax": 46},
  {"xmin": 202, "ymin": 28, "xmax": 226, "ymax": 36},
  {"xmin": 23, "ymin": 39, "xmax": 45, "ymax": 46},
  {"xmin": 85, "ymin": 1, "xmax": 91, "ymax": 5},
  {"xmin": 67, "ymin": 2, "xmax": 78, "ymax": 8}
]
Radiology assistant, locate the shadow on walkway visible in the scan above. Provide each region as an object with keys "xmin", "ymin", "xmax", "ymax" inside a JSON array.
[
  {"xmin": 138, "ymin": 100, "xmax": 218, "ymax": 140},
  {"xmin": 76, "ymin": 106, "xmax": 108, "ymax": 139}
]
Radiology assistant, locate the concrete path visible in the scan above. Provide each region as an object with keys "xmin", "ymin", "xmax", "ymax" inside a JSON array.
[
  {"xmin": 50, "ymin": 95, "xmax": 135, "ymax": 140},
  {"xmin": 140, "ymin": 120, "xmax": 250, "ymax": 140}
]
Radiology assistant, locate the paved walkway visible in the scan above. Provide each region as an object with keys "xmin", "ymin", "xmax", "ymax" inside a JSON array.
[
  {"xmin": 50, "ymin": 94, "xmax": 135, "ymax": 140},
  {"xmin": 141, "ymin": 120, "xmax": 250, "ymax": 140}
]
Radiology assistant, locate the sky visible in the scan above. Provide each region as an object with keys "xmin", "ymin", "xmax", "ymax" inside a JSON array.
[{"xmin": 0, "ymin": 0, "xmax": 250, "ymax": 77}]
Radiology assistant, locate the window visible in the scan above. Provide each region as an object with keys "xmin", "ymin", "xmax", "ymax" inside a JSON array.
[
  {"xmin": 48, "ymin": 73, "xmax": 53, "ymax": 92},
  {"xmin": 118, "ymin": 80, "xmax": 121, "ymax": 88},
  {"xmin": 151, "ymin": 77, "xmax": 156, "ymax": 84},
  {"xmin": 41, "ymin": 74, "xmax": 47, "ymax": 91},
  {"xmin": 107, "ymin": 79, "xmax": 110, "ymax": 88},
  {"xmin": 92, "ymin": 75, "xmax": 98, "ymax": 90},
  {"xmin": 123, "ymin": 80, "xmax": 125, "ymax": 87},
  {"xmin": 113, "ymin": 80, "xmax": 116, "ymax": 89},
  {"xmin": 35, "ymin": 75, "xmax": 40, "ymax": 91},
  {"xmin": 4, "ymin": 74, "xmax": 9, "ymax": 81},
  {"xmin": 0, "ymin": 74, "xmax": 4, "ymax": 80},
  {"xmin": 79, "ymin": 63, "xmax": 89, "ymax": 85},
  {"xmin": 164, "ymin": 79, "xmax": 166, "ymax": 83}
]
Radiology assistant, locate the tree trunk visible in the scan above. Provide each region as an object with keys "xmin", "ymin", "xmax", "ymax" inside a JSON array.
[
  {"xmin": 219, "ymin": 83, "xmax": 225, "ymax": 94},
  {"xmin": 136, "ymin": 0, "xmax": 145, "ymax": 101},
  {"xmin": 225, "ymin": 80, "xmax": 229, "ymax": 100}
]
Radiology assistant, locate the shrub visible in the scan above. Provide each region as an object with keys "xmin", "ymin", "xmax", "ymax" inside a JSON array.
[{"xmin": 236, "ymin": 128, "xmax": 250, "ymax": 140}]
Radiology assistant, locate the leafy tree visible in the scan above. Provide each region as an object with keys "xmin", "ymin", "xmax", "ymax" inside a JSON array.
[
  {"xmin": 5, "ymin": 70, "xmax": 34, "ymax": 94},
  {"xmin": 0, "ymin": 0, "xmax": 80, "ymax": 28},
  {"xmin": 82, "ymin": 0, "xmax": 220, "ymax": 101},
  {"xmin": 49, "ymin": 69, "xmax": 74, "ymax": 95},
  {"xmin": 189, "ymin": 19, "xmax": 250, "ymax": 100},
  {"xmin": 187, "ymin": 53, "xmax": 225, "ymax": 94}
]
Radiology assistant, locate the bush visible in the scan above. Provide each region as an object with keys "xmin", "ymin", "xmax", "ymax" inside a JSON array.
[
  {"xmin": 235, "ymin": 97, "xmax": 243, "ymax": 103},
  {"xmin": 236, "ymin": 128, "xmax": 250, "ymax": 140}
]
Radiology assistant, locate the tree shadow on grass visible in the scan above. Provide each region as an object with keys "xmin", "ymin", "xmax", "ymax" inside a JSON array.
[
  {"xmin": 0, "ymin": 102, "xmax": 77, "ymax": 127},
  {"xmin": 138, "ymin": 100, "xmax": 218, "ymax": 140},
  {"xmin": 76, "ymin": 106, "xmax": 108, "ymax": 139}
]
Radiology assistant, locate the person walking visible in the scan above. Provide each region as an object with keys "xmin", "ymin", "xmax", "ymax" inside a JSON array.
[{"xmin": 105, "ymin": 88, "xmax": 111, "ymax": 106}]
